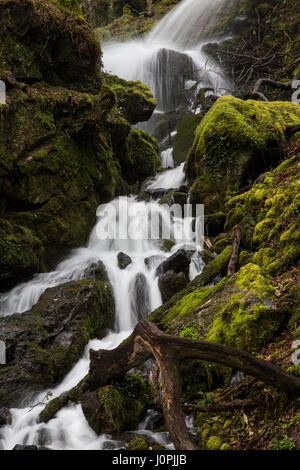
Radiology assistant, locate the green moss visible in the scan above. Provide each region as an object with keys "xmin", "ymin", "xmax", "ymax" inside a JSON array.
[
  {"xmin": 186, "ymin": 96, "xmax": 300, "ymax": 212},
  {"xmin": 0, "ymin": 0, "xmax": 101, "ymax": 92},
  {"xmin": 164, "ymin": 286, "xmax": 213, "ymax": 323},
  {"xmin": 173, "ymin": 113, "xmax": 201, "ymax": 165},
  {"xmin": 127, "ymin": 437, "xmax": 149, "ymax": 450},
  {"xmin": 123, "ymin": 128, "xmax": 160, "ymax": 184},
  {"xmin": 162, "ymin": 239, "xmax": 176, "ymax": 252},
  {"xmin": 220, "ymin": 443, "xmax": 231, "ymax": 450},
  {"xmin": 96, "ymin": 0, "xmax": 181, "ymax": 41},
  {"xmin": 207, "ymin": 435, "xmax": 222, "ymax": 450},
  {"xmin": 39, "ymin": 397, "xmax": 63, "ymax": 423},
  {"xmin": 103, "ymin": 73, "xmax": 156, "ymax": 124},
  {"xmin": 0, "ymin": 219, "xmax": 44, "ymax": 289},
  {"xmin": 82, "ymin": 373, "xmax": 151, "ymax": 434}
]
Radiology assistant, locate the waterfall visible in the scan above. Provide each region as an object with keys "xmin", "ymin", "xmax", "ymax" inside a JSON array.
[
  {"xmin": 161, "ymin": 148, "xmax": 174, "ymax": 168},
  {"xmin": 146, "ymin": 0, "xmax": 227, "ymax": 48},
  {"xmin": 0, "ymin": 190, "xmax": 203, "ymax": 449},
  {"xmin": 103, "ymin": 0, "xmax": 231, "ymax": 112}
]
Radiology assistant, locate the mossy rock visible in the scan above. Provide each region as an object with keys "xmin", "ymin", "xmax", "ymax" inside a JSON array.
[
  {"xmin": 0, "ymin": 219, "xmax": 44, "ymax": 289},
  {"xmin": 81, "ymin": 373, "xmax": 151, "ymax": 434},
  {"xmin": 0, "ymin": 279, "xmax": 114, "ymax": 407},
  {"xmin": 186, "ymin": 96, "xmax": 300, "ymax": 212},
  {"xmin": 152, "ymin": 262, "xmax": 285, "ymax": 351},
  {"xmin": 225, "ymin": 150, "xmax": 300, "ymax": 276},
  {"xmin": 0, "ymin": 0, "xmax": 101, "ymax": 92},
  {"xmin": 127, "ymin": 437, "xmax": 149, "ymax": 450},
  {"xmin": 206, "ymin": 435, "xmax": 222, "ymax": 450},
  {"xmin": 103, "ymin": 73, "xmax": 156, "ymax": 125},
  {"xmin": 122, "ymin": 128, "xmax": 161, "ymax": 184},
  {"xmin": 173, "ymin": 113, "xmax": 201, "ymax": 165}
]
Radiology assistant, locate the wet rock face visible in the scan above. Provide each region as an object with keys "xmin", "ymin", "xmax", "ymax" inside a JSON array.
[
  {"xmin": 130, "ymin": 273, "xmax": 151, "ymax": 321},
  {"xmin": 0, "ymin": 407, "xmax": 12, "ymax": 426},
  {"xmin": 0, "ymin": 279, "xmax": 115, "ymax": 407},
  {"xmin": 0, "ymin": 2, "xmax": 160, "ymax": 291},
  {"xmin": 81, "ymin": 373, "xmax": 151, "ymax": 434},
  {"xmin": 146, "ymin": 48, "xmax": 195, "ymax": 111},
  {"xmin": 158, "ymin": 271, "xmax": 187, "ymax": 303},
  {"xmin": 117, "ymin": 252, "xmax": 132, "ymax": 270},
  {"xmin": 156, "ymin": 249, "xmax": 190, "ymax": 278},
  {"xmin": 84, "ymin": 260, "xmax": 109, "ymax": 282},
  {"xmin": 144, "ymin": 255, "xmax": 166, "ymax": 270}
]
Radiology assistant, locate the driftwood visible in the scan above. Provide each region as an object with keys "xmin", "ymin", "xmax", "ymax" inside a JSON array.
[{"xmin": 87, "ymin": 320, "xmax": 300, "ymax": 450}]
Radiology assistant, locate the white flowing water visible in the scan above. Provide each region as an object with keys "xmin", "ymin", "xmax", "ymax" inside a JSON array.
[
  {"xmin": 146, "ymin": 163, "xmax": 185, "ymax": 191},
  {"xmin": 103, "ymin": 0, "xmax": 231, "ymax": 112},
  {"xmin": 161, "ymin": 148, "xmax": 174, "ymax": 168},
  {"xmin": 0, "ymin": 189, "xmax": 203, "ymax": 449},
  {"xmin": 0, "ymin": 0, "xmax": 229, "ymax": 450}
]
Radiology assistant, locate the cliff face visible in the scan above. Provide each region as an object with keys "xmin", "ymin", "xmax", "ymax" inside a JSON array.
[{"xmin": 0, "ymin": 0, "xmax": 160, "ymax": 289}]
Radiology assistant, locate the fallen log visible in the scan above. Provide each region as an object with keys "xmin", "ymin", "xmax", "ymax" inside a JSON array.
[{"xmin": 87, "ymin": 320, "xmax": 300, "ymax": 450}]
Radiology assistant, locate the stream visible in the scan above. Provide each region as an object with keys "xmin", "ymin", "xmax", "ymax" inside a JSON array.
[{"xmin": 0, "ymin": 0, "xmax": 230, "ymax": 450}]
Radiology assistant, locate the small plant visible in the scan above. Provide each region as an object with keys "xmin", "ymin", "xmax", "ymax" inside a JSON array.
[{"xmin": 271, "ymin": 435, "xmax": 296, "ymax": 450}]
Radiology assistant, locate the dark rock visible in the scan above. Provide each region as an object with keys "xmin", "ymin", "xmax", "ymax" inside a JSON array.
[
  {"xmin": 204, "ymin": 213, "xmax": 226, "ymax": 237},
  {"xmin": 144, "ymin": 255, "xmax": 166, "ymax": 270},
  {"xmin": 12, "ymin": 444, "xmax": 51, "ymax": 450},
  {"xmin": 81, "ymin": 373, "xmax": 151, "ymax": 434},
  {"xmin": 148, "ymin": 48, "xmax": 195, "ymax": 111},
  {"xmin": 117, "ymin": 252, "xmax": 132, "ymax": 270},
  {"xmin": 0, "ymin": 407, "xmax": 12, "ymax": 426},
  {"xmin": 84, "ymin": 259, "xmax": 109, "ymax": 282},
  {"xmin": 158, "ymin": 272, "xmax": 188, "ymax": 303},
  {"xmin": 130, "ymin": 273, "xmax": 151, "ymax": 321},
  {"xmin": 156, "ymin": 249, "xmax": 190, "ymax": 278},
  {"xmin": 13, "ymin": 445, "xmax": 39, "ymax": 451},
  {"xmin": 0, "ymin": 279, "xmax": 115, "ymax": 408}
]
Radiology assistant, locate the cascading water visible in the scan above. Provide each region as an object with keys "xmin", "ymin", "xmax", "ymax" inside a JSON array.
[
  {"xmin": 103, "ymin": 0, "xmax": 231, "ymax": 112},
  {"xmin": 0, "ymin": 0, "xmax": 229, "ymax": 450},
  {"xmin": 0, "ymin": 193, "xmax": 203, "ymax": 449},
  {"xmin": 161, "ymin": 148, "xmax": 174, "ymax": 168}
]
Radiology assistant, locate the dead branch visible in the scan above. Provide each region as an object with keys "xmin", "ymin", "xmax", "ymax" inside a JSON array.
[
  {"xmin": 87, "ymin": 320, "xmax": 300, "ymax": 450},
  {"xmin": 250, "ymin": 78, "xmax": 292, "ymax": 101}
]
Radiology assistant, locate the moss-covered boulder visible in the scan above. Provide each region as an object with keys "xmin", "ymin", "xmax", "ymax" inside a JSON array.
[
  {"xmin": 173, "ymin": 113, "xmax": 201, "ymax": 165},
  {"xmin": 122, "ymin": 129, "xmax": 160, "ymax": 184},
  {"xmin": 0, "ymin": 0, "xmax": 101, "ymax": 92},
  {"xmin": 225, "ymin": 151, "xmax": 300, "ymax": 277},
  {"xmin": 0, "ymin": 220, "xmax": 44, "ymax": 288},
  {"xmin": 81, "ymin": 373, "xmax": 151, "ymax": 434},
  {"xmin": 186, "ymin": 96, "xmax": 300, "ymax": 212},
  {"xmin": 0, "ymin": 0, "xmax": 160, "ymax": 288},
  {"xmin": 152, "ymin": 263, "xmax": 285, "ymax": 352},
  {"xmin": 103, "ymin": 73, "xmax": 156, "ymax": 124},
  {"xmin": 0, "ymin": 279, "xmax": 114, "ymax": 407},
  {"xmin": 158, "ymin": 272, "xmax": 188, "ymax": 303}
]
